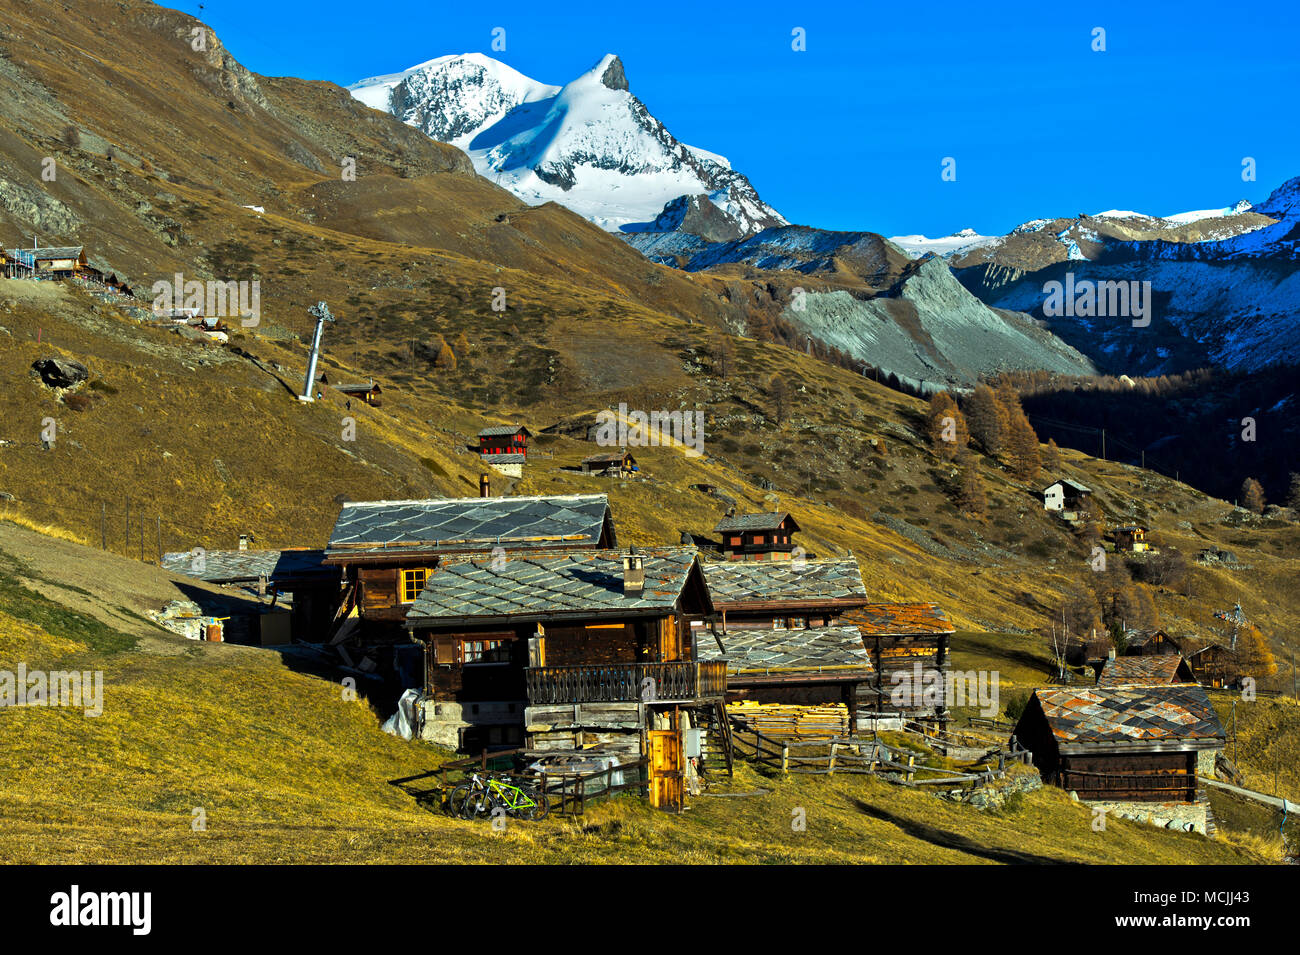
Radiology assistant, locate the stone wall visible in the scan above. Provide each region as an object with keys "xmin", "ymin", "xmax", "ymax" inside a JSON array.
[{"xmin": 1085, "ymin": 798, "xmax": 1209, "ymax": 834}]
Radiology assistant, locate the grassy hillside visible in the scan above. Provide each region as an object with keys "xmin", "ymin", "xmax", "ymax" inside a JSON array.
[{"xmin": 0, "ymin": 524, "xmax": 1279, "ymax": 864}]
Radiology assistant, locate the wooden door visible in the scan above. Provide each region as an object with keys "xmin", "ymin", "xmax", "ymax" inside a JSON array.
[
  {"xmin": 658, "ymin": 615, "xmax": 683, "ymax": 662},
  {"xmin": 647, "ymin": 729, "xmax": 684, "ymax": 810}
]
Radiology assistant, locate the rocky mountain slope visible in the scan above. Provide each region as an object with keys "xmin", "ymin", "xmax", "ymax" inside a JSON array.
[
  {"xmin": 944, "ymin": 181, "xmax": 1300, "ymax": 376},
  {"xmin": 350, "ymin": 53, "xmax": 785, "ymax": 238}
]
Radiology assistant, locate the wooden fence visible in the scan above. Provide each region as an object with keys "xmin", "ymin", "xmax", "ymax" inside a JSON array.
[
  {"xmin": 732, "ymin": 727, "xmax": 1009, "ymax": 787},
  {"xmin": 391, "ymin": 748, "xmax": 649, "ymax": 818}
]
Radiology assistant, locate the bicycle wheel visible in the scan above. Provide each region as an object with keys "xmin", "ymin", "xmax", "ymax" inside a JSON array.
[
  {"xmin": 519, "ymin": 786, "xmax": 549, "ymax": 821},
  {"xmin": 464, "ymin": 789, "xmax": 496, "ymax": 821},
  {"xmin": 448, "ymin": 784, "xmax": 475, "ymax": 819}
]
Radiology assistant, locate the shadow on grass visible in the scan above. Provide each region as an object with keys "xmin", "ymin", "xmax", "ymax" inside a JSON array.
[{"xmin": 851, "ymin": 798, "xmax": 1073, "ymax": 864}]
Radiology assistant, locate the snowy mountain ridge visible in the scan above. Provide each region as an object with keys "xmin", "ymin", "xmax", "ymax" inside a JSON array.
[{"xmin": 349, "ymin": 53, "xmax": 785, "ymax": 238}]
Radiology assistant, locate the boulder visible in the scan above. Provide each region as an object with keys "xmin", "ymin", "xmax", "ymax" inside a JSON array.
[{"xmin": 31, "ymin": 357, "xmax": 89, "ymax": 388}]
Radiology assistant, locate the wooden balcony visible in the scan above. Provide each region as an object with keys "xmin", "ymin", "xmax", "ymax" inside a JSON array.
[{"xmin": 525, "ymin": 661, "xmax": 727, "ymax": 705}]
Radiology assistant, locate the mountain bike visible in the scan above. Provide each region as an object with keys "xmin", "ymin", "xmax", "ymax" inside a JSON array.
[{"xmin": 449, "ymin": 772, "xmax": 549, "ymax": 821}]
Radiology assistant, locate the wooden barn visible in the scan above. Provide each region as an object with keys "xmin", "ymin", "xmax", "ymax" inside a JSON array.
[
  {"xmin": 1097, "ymin": 654, "xmax": 1196, "ymax": 687},
  {"xmin": 1040, "ymin": 478, "xmax": 1091, "ymax": 515},
  {"xmin": 160, "ymin": 547, "xmax": 339, "ymax": 646},
  {"xmin": 330, "ymin": 379, "xmax": 383, "ymax": 407},
  {"xmin": 580, "ymin": 450, "xmax": 637, "ymax": 477},
  {"xmin": 1180, "ymin": 638, "xmax": 1240, "ymax": 689},
  {"xmin": 1111, "ymin": 524, "xmax": 1151, "ymax": 553},
  {"xmin": 700, "ymin": 625, "xmax": 874, "ymax": 728},
  {"xmin": 1011, "ymin": 685, "xmax": 1224, "ymax": 832},
  {"xmin": 713, "ymin": 512, "xmax": 801, "ymax": 561},
  {"xmin": 700, "ymin": 556, "xmax": 867, "ymax": 631},
  {"xmin": 1122, "ymin": 628, "xmax": 1183, "ymax": 657},
  {"xmin": 322, "ymin": 493, "xmax": 617, "ymax": 651},
  {"xmin": 405, "ymin": 546, "xmax": 724, "ymax": 809},
  {"xmin": 851, "ymin": 603, "xmax": 956, "ymax": 726}
]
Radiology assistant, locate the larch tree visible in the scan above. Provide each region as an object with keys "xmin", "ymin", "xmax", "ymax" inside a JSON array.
[
  {"xmin": 964, "ymin": 383, "xmax": 1004, "ymax": 455},
  {"xmin": 769, "ymin": 373, "xmax": 790, "ymax": 424},
  {"xmin": 1286, "ymin": 472, "xmax": 1300, "ymax": 511},
  {"xmin": 1241, "ymin": 477, "xmax": 1266, "ymax": 514},
  {"xmin": 1006, "ymin": 409, "xmax": 1041, "ymax": 480},
  {"xmin": 955, "ymin": 458, "xmax": 987, "ymax": 516},
  {"xmin": 926, "ymin": 391, "xmax": 968, "ymax": 459}
]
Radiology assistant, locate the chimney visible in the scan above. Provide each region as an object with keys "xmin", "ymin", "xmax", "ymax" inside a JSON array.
[
  {"xmin": 622, "ymin": 546, "xmax": 644, "ymax": 598},
  {"xmin": 479, "ymin": 473, "xmax": 491, "ymax": 498}
]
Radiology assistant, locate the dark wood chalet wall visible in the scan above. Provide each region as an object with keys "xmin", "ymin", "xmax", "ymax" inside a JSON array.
[
  {"xmin": 1057, "ymin": 751, "xmax": 1197, "ymax": 802},
  {"xmin": 424, "ymin": 625, "xmax": 529, "ymax": 702},
  {"xmin": 544, "ymin": 622, "xmax": 643, "ymax": 667}
]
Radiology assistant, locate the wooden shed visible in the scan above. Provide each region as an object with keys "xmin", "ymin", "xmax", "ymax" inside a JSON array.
[
  {"xmin": 700, "ymin": 625, "xmax": 874, "ymax": 731},
  {"xmin": 331, "ymin": 379, "xmax": 383, "ymax": 407},
  {"xmin": 1012, "ymin": 685, "xmax": 1223, "ymax": 807},
  {"xmin": 850, "ymin": 603, "xmax": 956, "ymax": 725},
  {"xmin": 1111, "ymin": 524, "xmax": 1151, "ymax": 553},
  {"xmin": 1121, "ymin": 628, "xmax": 1182, "ymax": 657},
  {"xmin": 580, "ymin": 450, "xmax": 637, "ymax": 477}
]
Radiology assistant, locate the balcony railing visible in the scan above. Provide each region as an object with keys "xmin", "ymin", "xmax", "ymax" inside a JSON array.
[{"xmin": 525, "ymin": 661, "xmax": 727, "ymax": 705}]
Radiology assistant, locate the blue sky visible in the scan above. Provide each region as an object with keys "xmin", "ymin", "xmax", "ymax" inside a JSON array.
[{"xmin": 194, "ymin": 0, "xmax": 1300, "ymax": 237}]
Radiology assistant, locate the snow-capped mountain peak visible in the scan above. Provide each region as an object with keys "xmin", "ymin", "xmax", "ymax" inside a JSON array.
[{"xmin": 349, "ymin": 53, "xmax": 784, "ymax": 237}]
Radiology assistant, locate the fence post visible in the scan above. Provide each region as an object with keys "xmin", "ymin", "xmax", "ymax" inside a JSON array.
[
  {"xmin": 781, "ymin": 744, "xmax": 789, "ymax": 775},
  {"xmin": 828, "ymin": 743, "xmax": 838, "ymax": 776}
]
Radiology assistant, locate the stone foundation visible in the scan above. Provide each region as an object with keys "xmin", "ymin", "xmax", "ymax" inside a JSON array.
[
  {"xmin": 1084, "ymin": 798, "xmax": 1209, "ymax": 834},
  {"xmin": 417, "ymin": 699, "xmax": 524, "ymax": 749}
]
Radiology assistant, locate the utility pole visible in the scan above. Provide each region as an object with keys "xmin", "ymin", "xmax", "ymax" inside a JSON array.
[
  {"xmin": 299, "ymin": 302, "xmax": 334, "ymax": 403},
  {"xmin": 100, "ymin": 502, "xmax": 106, "ymax": 550},
  {"xmin": 1101, "ymin": 428, "xmax": 1106, "ymax": 461}
]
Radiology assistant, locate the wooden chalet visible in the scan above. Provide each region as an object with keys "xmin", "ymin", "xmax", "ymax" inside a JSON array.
[
  {"xmin": 1040, "ymin": 478, "xmax": 1091, "ymax": 515},
  {"xmin": 478, "ymin": 424, "xmax": 530, "ymax": 457},
  {"xmin": 580, "ymin": 450, "xmax": 637, "ymax": 477},
  {"xmin": 1012, "ymin": 685, "xmax": 1224, "ymax": 831},
  {"xmin": 160, "ymin": 548, "xmax": 339, "ymax": 646},
  {"xmin": 4, "ymin": 244, "xmax": 89, "ymax": 280},
  {"xmin": 713, "ymin": 512, "xmax": 800, "ymax": 561},
  {"xmin": 851, "ymin": 603, "xmax": 956, "ymax": 725},
  {"xmin": 327, "ymin": 378, "xmax": 383, "ymax": 407},
  {"xmin": 1097, "ymin": 654, "xmax": 1196, "ymax": 687},
  {"xmin": 1111, "ymin": 524, "xmax": 1151, "ymax": 553},
  {"xmin": 322, "ymin": 493, "xmax": 616, "ymax": 648},
  {"xmin": 1121, "ymin": 628, "xmax": 1182, "ymax": 657},
  {"xmin": 405, "ymin": 546, "xmax": 724, "ymax": 809},
  {"xmin": 1180, "ymin": 637, "xmax": 1240, "ymax": 689}
]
